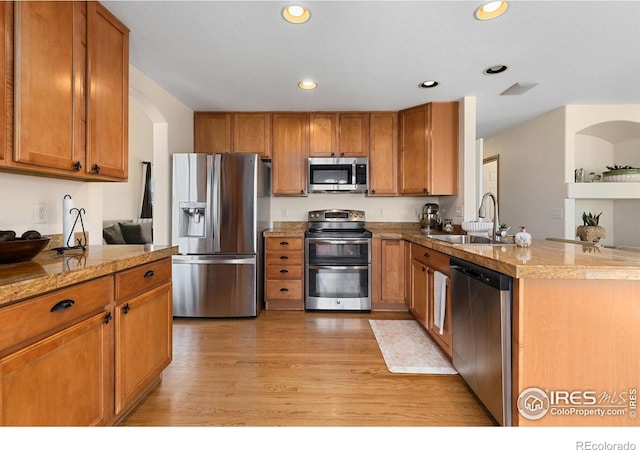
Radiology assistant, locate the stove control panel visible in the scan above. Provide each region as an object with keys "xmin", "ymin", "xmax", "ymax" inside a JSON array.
[{"xmin": 308, "ymin": 209, "xmax": 365, "ymax": 222}]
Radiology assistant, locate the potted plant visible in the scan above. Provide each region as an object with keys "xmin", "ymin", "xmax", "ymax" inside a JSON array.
[
  {"xmin": 602, "ymin": 164, "xmax": 640, "ymax": 182},
  {"xmin": 576, "ymin": 212, "xmax": 606, "ymax": 243}
]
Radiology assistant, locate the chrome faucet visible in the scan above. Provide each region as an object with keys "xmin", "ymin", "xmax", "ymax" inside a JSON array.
[{"xmin": 478, "ymin": 192, "xmax": 500, "ymax": 241}]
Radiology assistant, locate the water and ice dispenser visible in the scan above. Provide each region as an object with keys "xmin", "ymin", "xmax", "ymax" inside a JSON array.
[{"xmin": 179, "ymin": 202, "xmax": 206, "ymax": 238}]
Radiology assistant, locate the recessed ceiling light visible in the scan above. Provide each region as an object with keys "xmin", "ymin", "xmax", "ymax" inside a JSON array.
[
  {"xmin": 298, "ymin": 80, "xmax": 317, "ymax": 90},
  {"xmin": 419, "ymin": 80, "xmax": 439, "ymax": 88},
  {"xmin": 282, "ymin": 5, "xmax": 310, "ymax": 24},
  {"xmin": 484, "ymin": 65, "xmax": 508, "ymax": 75},
  {"xmin": 474, "ymin": 1, "xmax": 508, "ymax": 20}
]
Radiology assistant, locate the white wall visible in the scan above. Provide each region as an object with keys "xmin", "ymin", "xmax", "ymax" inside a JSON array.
[
  {"xmin": 0, "ymin": 173, "xmax": 101, "ymax": 242},
  {"xmin": 127, "ymin": 66, "xmax": 194, "ymax": 245},
  {"xmin": 483, "ymin": 107, "xmax": 567, "ymax": 241},
  {"xmin": 103, "ymin": 101, "xmax": 154, "ymax": 221}
]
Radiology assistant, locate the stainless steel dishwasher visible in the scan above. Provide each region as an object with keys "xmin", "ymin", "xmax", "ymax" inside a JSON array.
[{"xmin": 450, "ymin": 257, "xmax": 513, "ymax": 426}]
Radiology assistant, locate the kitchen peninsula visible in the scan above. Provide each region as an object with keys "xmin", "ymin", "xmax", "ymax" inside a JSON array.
[
  {"xmin": 0, "ymin": 243, "xmax": 178, "ymax": 426},
  {"xmin": 399, "ymin": 228, "xmax": 639, "ymax": 427}
]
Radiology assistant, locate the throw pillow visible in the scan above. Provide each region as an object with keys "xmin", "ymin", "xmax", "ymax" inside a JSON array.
[
  {"xmin": 119, "ymin": 223, "xmax": 147, "ymax": 244},
  {"xmin": 103, "ymin": 224, "xmax": 126, "ymax": 244}
]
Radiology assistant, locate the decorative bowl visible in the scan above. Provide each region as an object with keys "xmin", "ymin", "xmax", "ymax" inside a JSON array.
[
  {"xmin": 0, "ymin": 238, "xmax": 51, "ymax": 264},
  {"xmin": 462, "ymin": 221, "xmax": 493, "ymax": 235},
  {"xmin": 601, "ymin": 171, "xmax": 640, "ymax": 182}
]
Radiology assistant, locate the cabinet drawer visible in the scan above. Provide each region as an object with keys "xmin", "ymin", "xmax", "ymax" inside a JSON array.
[
  {"xmin": 266, "ymin": 238, "xmax": 303, "ymax": 251},
  {"xmin": 266, "ymin": 251, "xmax": 304, "ymax": 266},
  {"xmin": 411, "ymin": 244, "xmax": 450, "ymax": 274},
  {"xmin": 0, "ymin": 276, "xmax": 113, "ymax": 354},
  {"xmin": 115, "ymin": 258, "xmax": 172, "ymax": 302},
  {"xmin": 266, "ymin": 280, "xmax": 303, "ymax": 300},
  {"xmin": 266, "ymin": 265, "xmax": 304, "ymax": 280}
]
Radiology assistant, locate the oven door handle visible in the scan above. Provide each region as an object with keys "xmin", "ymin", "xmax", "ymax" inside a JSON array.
[
  {"xmin": 306, "ymin": 239, "xmax": 370, "ymax": 245},
  {"xmin": 307, "ymin": 265, "xmax": 370, "ymax": 270}
]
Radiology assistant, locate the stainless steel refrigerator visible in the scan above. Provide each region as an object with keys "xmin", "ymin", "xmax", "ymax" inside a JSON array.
[{"xmin": 171, "ymin": 153, "xmax": 270, "ymax": 317}]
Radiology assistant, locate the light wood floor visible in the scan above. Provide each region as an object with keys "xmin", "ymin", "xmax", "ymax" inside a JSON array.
[{"xmin": 121, "ymin": 310, "xmax": 495, "ymax": 426}]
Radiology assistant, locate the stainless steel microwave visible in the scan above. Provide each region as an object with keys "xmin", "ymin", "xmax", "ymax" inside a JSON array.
[{"xmin": 307, "ymin": 157, "xmax": 368, "ymax": 193}]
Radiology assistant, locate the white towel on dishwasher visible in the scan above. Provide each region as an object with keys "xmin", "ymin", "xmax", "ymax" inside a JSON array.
[{"xmin": 433, "ymin": 271, "xmax": 448, "ymax": 335}]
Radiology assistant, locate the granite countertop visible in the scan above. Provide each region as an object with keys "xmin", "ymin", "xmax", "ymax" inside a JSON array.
[
  {"xmin": 0, "ymin": 244, "xmax": 179, "ymax": 307},
  {"xmin": 263, "ymin": 221, "xmax": 640, "ymax": 280},
  {"xmin": 402, "ymin": 230, "xmax": 640, "ymax": 280}
]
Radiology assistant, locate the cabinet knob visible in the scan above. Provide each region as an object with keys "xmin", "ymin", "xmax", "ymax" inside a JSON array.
[
  {"xmin": 330, "ymin": 152, "xmax": 335, "ymax": 157},
  {"xmin": 370, "ymin": 189, "xmax": 376, "ymax": 194},
  {"xmin": 422, "ymin": 267, "xmax": 426, "ymax": 272},
  {"xmin": 300, "ymin": 190, "xmax": 305, "ymax": 194},
  {"xmin": 93, "ymin": 164, "xmax": 101, "ymax": 174},
  {"xmin": 340, "ymin": 152, "xmax": 345, "ymax": 157},
  {"xmin": 50, "ymin": 299, "xmax": 75, "ymax": 312},
  {"xmin": 144, "ymin": 270, "xmax": 156, "ymax": 278},
  {"xmin": 123, "ymin": 303, "xmax": 130, "ymax": 315},
  {"xmin": 423, "ymin": 188, "xmax": 429, "ymax": 194},
  {"xmin": 280, "ymin": 255, "xmax": 289, "ymax": 260},
  {"xmin": 104, "ymin": 312, "xmax": 113, "ymax": 324},
  {"xmin": 73, "ymin": 161, "xmax": 82, "ymax": 171},
  {"xmin": 280, "ymin": 269, "xmax": 289, "ymax": 273},
  {"xmin": 280, "ymin": 287, "xmax": 289, "ymax": 292},
  {"xmin": 424, "ymin": 252, "xmax": 430, "ymax": 258},
  {"xmin": 280, "ymin": 241, "xmax": 289, "ymax": 246}
]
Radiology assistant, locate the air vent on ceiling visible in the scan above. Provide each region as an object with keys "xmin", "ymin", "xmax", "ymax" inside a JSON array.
[{"xmin": 501, "ymin": 82, "xmax": 540, "ymax": 96}]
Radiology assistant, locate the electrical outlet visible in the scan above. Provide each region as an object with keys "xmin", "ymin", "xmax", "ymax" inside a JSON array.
[
  {"xmin": 35, "ymin": 203, "xmax": 48, "ymax": 224},
  {"xmin": 281, "ymin": 207, "xmax": 288, "ymax": 218},
  {"xmin": 414, "ymin": 208, "xmax": 420, "ymax": 217},
  {"xmin": 550, "ymin": 208, "xmax": 563, "ymax": 219},
  {"xmin": 455, "ymin": 206, "xmax": 463, "ymax": 217},
  {"xmin": 378, "ymin": 208, "xmax": 384, "ymax": 217}
]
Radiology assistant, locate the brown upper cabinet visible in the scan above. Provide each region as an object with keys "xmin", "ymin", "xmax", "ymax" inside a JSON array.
[
  {"xmin": 232, "ymin": 113, "xmax": 271, "ymax": 159},
  {"xmin": 309, "ymin": 112, "xmax": 369, "ymax": 157},
  {"xmin": 399, "ymin": 102, "xmax": 459, "ymax": 195},
  {"xmin": 4, "ymin": 1, "xmax": 129, "ymax": 181},
  {"xmin": 368, "ymin": 112, "xmax": 398, "ymax": 196},
  {"xmin": 194, "ymin": 112, "xmax": 232, "ymax": 153},
  {"xmin": 271, "ymin": 113, "xmax": 309, "ymax": 196},
  {"xmin": 194, "ymin": 112, "xmax": 271, "ymax": 159}
]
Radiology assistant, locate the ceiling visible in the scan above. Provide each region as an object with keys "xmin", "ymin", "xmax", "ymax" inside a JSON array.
[{"xmin": 102, "ymin": 1, "xmax": 640, "ymax": 139}]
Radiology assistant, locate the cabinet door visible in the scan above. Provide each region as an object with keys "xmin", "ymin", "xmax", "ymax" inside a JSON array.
[
  {"xmin": 309, "ymin": 113, "xmax": 337, "ymax": 157},
  {"xmin": 338, "ymin": 113, "xmax": 369, "ymax": 157},
  {"xmin": 13, "ymin": 1, "xmax": 84, "ymax": 173},
  {"xmin": 194, "ymin": 112, "xmax": 231, "ymax": 153},
  {"xmin": 368, "ymin": 112, "xmax": 398, "ymax": 196},
  {"xmin": 0, "ymin": 311, "xmax": 113, "ymax": 426},
  {"xmin": 399, "ymin": 104, "xmax": 430, "ymax": 195},
  {"xmin": 233, "ymin": 113, "xmax": 271, "ymax": 159},
  {"xmin": 430, "ymin": 102, "xmax": 459, "ymax": 195},
  {"xmin": 271, "ymin": 113, "xmax": 309, "ymax": 195},
  {"xmin": 372, "ymin": 239, "xmax": 408, "ymax": 311},
  {"xmin": 87, "ymin": 2, "xmax": 129, "ymax": 179},
  {"xmin": 0, "ymin": 2, "xmax": 8, "ymax": 167},
  {"xmin": 115, "ymin": 283, "xmax": 172, "ymax": 414},
  {"xmin": 410, "ymin": 258, "xmax": 429, "ymax": 329}
]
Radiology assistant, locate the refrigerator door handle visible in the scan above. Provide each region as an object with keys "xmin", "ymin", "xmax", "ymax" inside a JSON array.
[
  {"xmin": 211, "ymin": 154, "xmax": 222, "ymax": 253},
  {"xmin": 172, "ymin": 255, "xmax": 256, "ymax": 265}
]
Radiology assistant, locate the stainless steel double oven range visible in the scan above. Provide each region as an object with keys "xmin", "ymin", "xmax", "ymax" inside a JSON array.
[{"xmin": 305, "ymin": 209, "xmax": 371, "ymax": 311}]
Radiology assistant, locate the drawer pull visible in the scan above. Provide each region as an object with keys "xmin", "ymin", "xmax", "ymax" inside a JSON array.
[
  {"xmin": 280, "ymin": 255, "xmax": 289, "ymax": 260},
  {"xmin": 104, "ymin": 312, "xmax": 113, "ymax": 324},
  {"xmin": 144, "ymin": 270, "xmax": 156, "ymax": 278},
  {"xmin": 50, "ymin": 299, "xmax": 75, "ymax": 312},
  {"xmin": 280, "ymin": 241, "xmax": 289, "ymax": 246},
  {"xmin": 279, "ymin": 269, "xmax": 289, "ymax": 273},
  {"xmin": 424, "ymin": 252, "xmax": 430, "ymax": 258},
  {"xmin": 280, "ymin": 288, "xmax": 289, "ymax": 292},
  {"xmin": 123, "ymin": 303, "xmax": 130, "ymax": 315}
]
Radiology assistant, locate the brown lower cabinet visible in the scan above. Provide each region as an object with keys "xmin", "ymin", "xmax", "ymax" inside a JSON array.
[
  {"xmin": 409, "ymin": 243, "xmax": 452, "ymax": 358},
  {"xmin": 0, "ymin": 257, "xmax": 172, "ymax": 426},
  {"xmin": 265, "ymin": 237, "xmax": 305, "ymax": 310},
  {"xmin": 371, "ymin": 238, "xmax": 408, "ymax": 311}
]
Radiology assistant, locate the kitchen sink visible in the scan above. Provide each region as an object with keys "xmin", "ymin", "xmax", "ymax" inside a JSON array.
[{"xmin": 427, "ymin": 234, "xmax": 513, "ymax": 245}]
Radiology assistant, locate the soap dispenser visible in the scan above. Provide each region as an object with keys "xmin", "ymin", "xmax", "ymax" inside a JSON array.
[{"xmin": 515, "ymin": 227, "xmax": 532, "ymax": 248}]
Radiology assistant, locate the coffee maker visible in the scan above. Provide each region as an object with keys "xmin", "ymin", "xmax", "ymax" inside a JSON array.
[{"xmin": 419, "ymin": 203, "xmax": 440, "ymax": 231}]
